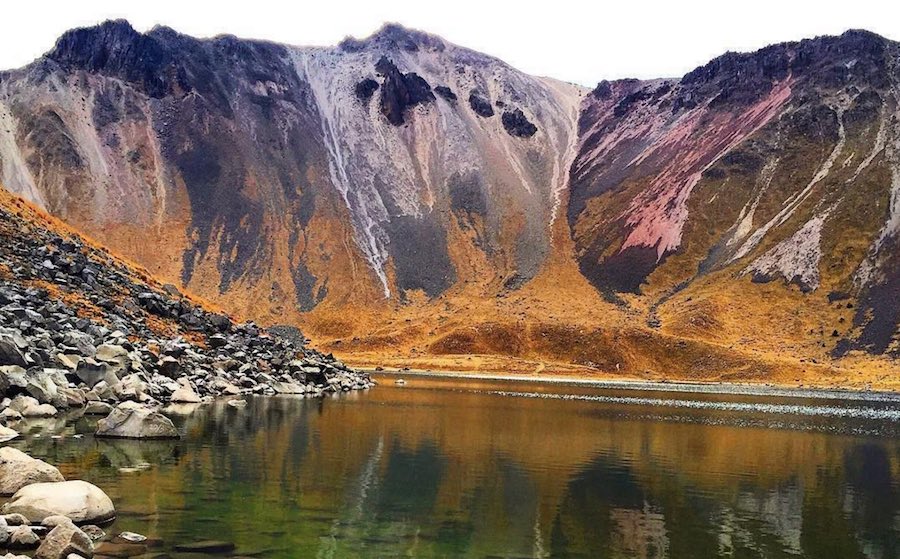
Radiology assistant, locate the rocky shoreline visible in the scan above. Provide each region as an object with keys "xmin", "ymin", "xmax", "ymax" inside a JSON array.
[
  {"xmin": 0, "ymin": 444, "xmax": 237, "ymax": 559},
  {"xmin": 0, "ymin": 194, "xmax": 373, "ymax": 440}
]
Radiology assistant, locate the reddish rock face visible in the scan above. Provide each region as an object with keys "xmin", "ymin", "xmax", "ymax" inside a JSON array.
[{"xmin": 567, "ymin": 30, "xmax": 900, "ymax": 356}]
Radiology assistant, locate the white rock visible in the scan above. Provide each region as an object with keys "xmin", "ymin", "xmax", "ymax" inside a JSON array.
[
  {"xmin": 170, "ymin": 378, "xmax": 201, "ymax": 404},
  {"xmin": 0, "ymin": 425, "xmax": 18, "ymax": 443},
  {"xmin": 0, "ymin": 447, "xmax": 65, "ymax": 496},
  {"xmin": 35, "ymin": 522, "xmax": 94, "ymax": 559},
  {"xmin": 1, "ymin": 480, "xmax": 115, "ymax": 524}
]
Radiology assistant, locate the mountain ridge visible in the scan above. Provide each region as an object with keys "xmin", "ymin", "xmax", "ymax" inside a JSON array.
[{"xmin": 0, "ymin": 20, "xmax": 897, "ymax": 385}]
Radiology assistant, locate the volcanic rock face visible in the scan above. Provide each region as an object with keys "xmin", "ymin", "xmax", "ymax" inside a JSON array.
[
  {"xmin": 0, "ymin": 22, "xmax": 899, "ymax": 365},
  {"xmin": 373, "ymin": 56, "xmax": 436, "ymax": 125},
  {"xmin": 0, "ymin": 20, "xmax": 582, "ymax": 319},
  {"xmin": 568, "ymin": 30, "xmax": 900, "ymax": 356}
]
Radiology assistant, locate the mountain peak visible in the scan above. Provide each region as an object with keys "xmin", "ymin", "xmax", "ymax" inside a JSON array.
[
  {"xmin": 339, "ymin": 22, "xmax": 446, "ymax": 53},
  {"xmin": 44, "ymin": 18, "xmax": 182, "ymax": 98}
]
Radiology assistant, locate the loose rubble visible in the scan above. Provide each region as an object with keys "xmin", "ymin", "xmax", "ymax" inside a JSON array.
[{"xmin": 0, "ymin": 193, "xmax": 374, "ymax": 434}]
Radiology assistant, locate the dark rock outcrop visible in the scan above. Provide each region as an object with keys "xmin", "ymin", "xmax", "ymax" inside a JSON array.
[
  {"xmin": 374, "ymin": 57, "xmax": 435, "ymax": 125},
  {"xmin": 501, "ymin": 109, "xmax": 537, "ymax": 137},
  {"xmin": 434, "ymin": 86, "xmax": 457, "ymax": 102},
  {"xmin": 47, "ymin": 20, "xmax": 189, "ymax": 99},
  {"xmin": 468, "ymin": 92, "xmax": 494, "ymax": 117},
  {"xmin": 354, "ymin": 78, "xmax": 379, "ymax": 102}
]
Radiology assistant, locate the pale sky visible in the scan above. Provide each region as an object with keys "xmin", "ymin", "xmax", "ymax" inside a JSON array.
[{"xmin": 3, "ymin": 0, "xmax": 900, "ymax": 86}]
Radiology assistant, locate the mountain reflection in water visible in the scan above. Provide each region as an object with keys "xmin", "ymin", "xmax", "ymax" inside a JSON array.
[{"xmin": 8, "ymin": 376, "xmax": 900, "ymax": 559}]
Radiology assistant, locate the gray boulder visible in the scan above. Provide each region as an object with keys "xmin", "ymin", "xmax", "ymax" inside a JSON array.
[
  {"xmin": 272, "ymin": 381, "xmax": 304, "ymax": 395},
  {"xmin": 54, "ymin": 354, "xmax": 81, "ymax": 371},
  {"xmin": 95, "ymin": 402, "xmax": 179, "ymax": 439},
  {"xmin": 0, "ymin": 366, "xmax": 28, "ymax": 393},
  {"xmin": 0, "ymin": 336, "xmax": 27, "ymax": 367},
  {"xmin": 59, "ymin": 388, "xmax": 86, "ymax": 408},
  {"xmin": 0, "ymin": 408, "xmax": 22, "ymax": 422},
  {"xmin": 0, "ymin": 425, "xmax": 18, "ymax": 443},
  {"xmin": 26, "ymin": 370, "xmax": 67, "ymax": 406},
  {"xmin": 59, "ymin": 332, "xmax": 95, "ymax": 358},
  {"xmin": 157, "ymin": 356, "xmax": 180, "ymax": 379},
  {"xmin": 8, "ymin": 525, "xmax": 39, "ymax": 548},
  {"xmin": 9, "ymin": 395, "xmax": 57, "ymax": 418},
  {"xmin": 113, "ymin": 375, "xmax": 147, "ymax": 402},
  {"xmin": 75, "ymin": 360, "xmax": 118, "ymax": 389},
  {"xmin": 94, "ymin": 344, "xmax": 127, "ymax": 368},
  {"xmin": 83, "ymin": 402, "xmax": 113, "ymax": 416}
]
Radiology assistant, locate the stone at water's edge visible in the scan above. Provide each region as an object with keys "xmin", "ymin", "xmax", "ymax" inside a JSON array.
[
  {"xmin": 1, "ymin": 480, "xmax": 115, "ymax": 524},
  {"xmin": 170, "ymin": 378, "xmax": 201, "ymax": 404},
  {"xmin": 95, "ymin": 402, "xmax": 179, "ymax": 439},
  {"xmin": 34, "ymin": 521, "xmax": 94, "ymax": 559},
  {"xmin": 0, "ymin": 447, "xmax": 65, "ymax": 496},
  {"xmin": 0, "ymin": 424, "xmax": 19, "ymax": 443}
]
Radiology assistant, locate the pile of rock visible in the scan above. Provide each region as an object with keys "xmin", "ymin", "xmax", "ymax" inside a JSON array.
[
  {"xmin": 0, "ymin": 198, "xmax": 374, "ymax": 434},
  {"xmin": 0, "ymin": 448, "xmax": 113, "ymax": 558}
]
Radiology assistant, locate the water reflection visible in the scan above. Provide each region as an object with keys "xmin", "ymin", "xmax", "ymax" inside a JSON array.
[{"xmin": 4, "ymin": 377, "xmax": 900, "ymax": 558}]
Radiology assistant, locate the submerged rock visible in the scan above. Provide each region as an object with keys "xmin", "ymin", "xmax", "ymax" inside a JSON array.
[
  {"xmin": 1, "ymin": 480, "xmax": 115, "ymax": 524},
  {"xmin": 95, "ymin": 402, "xmax": 179, "ymax": 439},
  {"xmin": 116, "ymin": 531, "xmax": 146, "ymax": 543},
  {"xmin": 173, "ymin": 541, "xmax": 236, "ymax": 553},
  {"xmin": 79, "ymin": 525, "xmax": 105, "ymax": 541}
]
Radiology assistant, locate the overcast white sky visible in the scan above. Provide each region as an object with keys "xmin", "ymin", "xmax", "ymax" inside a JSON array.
[{"xmin": 3, "ymin": 0, "xmax": 900, "ymax": 85}]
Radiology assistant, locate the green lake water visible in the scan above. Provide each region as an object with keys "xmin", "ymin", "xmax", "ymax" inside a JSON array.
[{"xmin": 6, "ymin": 374, "xmax": 900, "ymax": 558}]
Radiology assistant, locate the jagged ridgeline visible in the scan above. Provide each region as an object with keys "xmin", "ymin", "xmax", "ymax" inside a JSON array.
[{"xmin": 0, "ymin": 21, "xmax": 897, "ymax": 374}]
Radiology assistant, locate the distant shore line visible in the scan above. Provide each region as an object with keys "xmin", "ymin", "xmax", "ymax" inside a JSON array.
[{"xmin": 365, "ymin": 368, "xmax": 900, "ymax": 401}]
